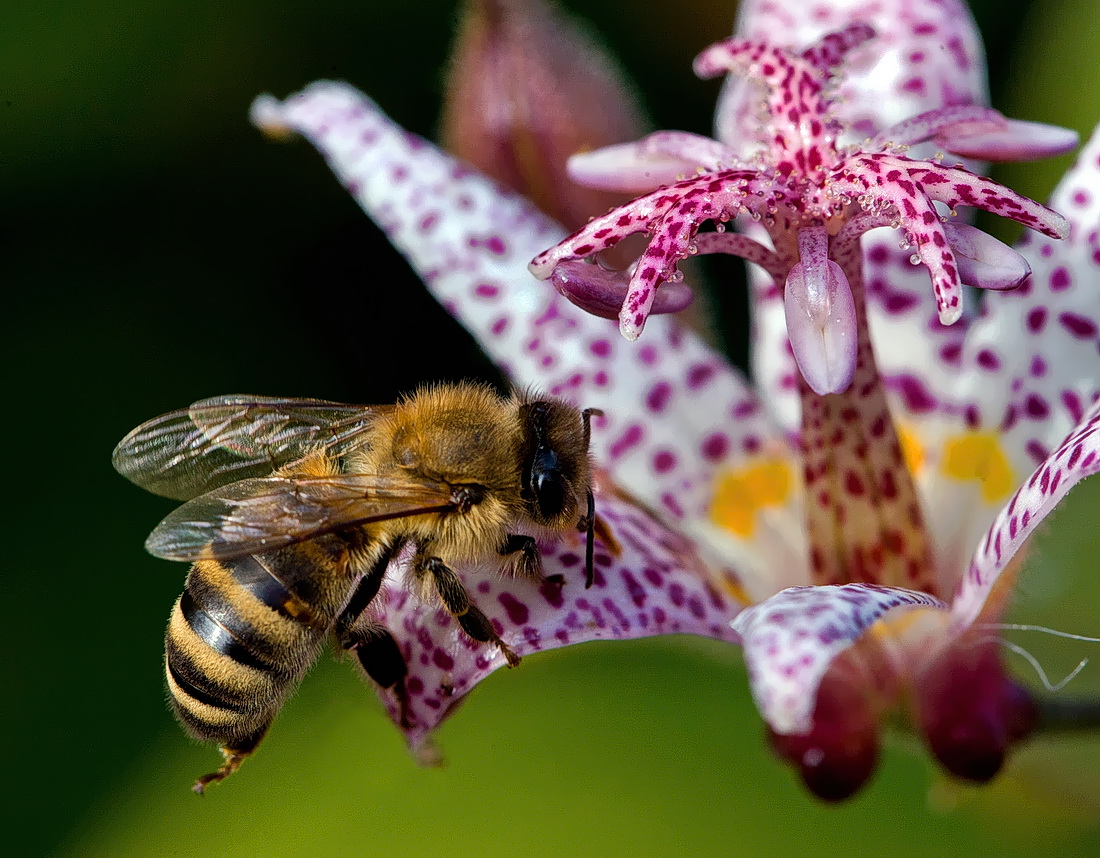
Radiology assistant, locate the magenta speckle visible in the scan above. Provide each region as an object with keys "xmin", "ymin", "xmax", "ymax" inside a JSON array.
[
  {"xmin": 498, "ymin": 593, "xmax": 529, "ymax": 625},
  {"xmin": 646, "ymin": 381, "xmax": 673, "ymax": 413},
  {"xmin": 1050, "ymin": 266, "xmax": 1071, "ymax": 292},
  {"xmin": 686, "ymin": 363, "xmax": 717, "ymax": 390},
  {"xmin": 653, "ymin": 450, "xmax": 677, "ymax": 473},
  {"xmin": 1060, "ymin": 312, "xmax": 1099, "ymax": 339},
  {"xmin": 701, "ymin": 432, "xmax": 730, "ymax": 462}
]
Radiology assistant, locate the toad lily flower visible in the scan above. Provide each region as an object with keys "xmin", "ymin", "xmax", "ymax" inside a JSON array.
[{"xmin": 251, "ymin": 0, "xmax": 1100, "ymax": 799}]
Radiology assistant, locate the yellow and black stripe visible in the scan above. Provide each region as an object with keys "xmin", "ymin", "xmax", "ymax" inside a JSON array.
[{"xmin": 165, "ymin": 537, "xmax": 356, "ymax": 791}]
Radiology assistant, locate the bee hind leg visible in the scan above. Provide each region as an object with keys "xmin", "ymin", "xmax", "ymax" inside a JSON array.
[
  {"xmin": 351, "ymin": 626, "xmax": 413, "ymax": 729},
  {"xmin": 192, "ymin": 726, "xmax": 267, "ymax": 795},
  {"xmin": 423, "ymin": 556, "xmax": 521, "ymax": 667}
]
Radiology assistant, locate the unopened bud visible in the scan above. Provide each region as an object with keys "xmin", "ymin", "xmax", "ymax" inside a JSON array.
[{"xmin": 439, "ymin": 0, "xmax": 648, "ymax": 230}]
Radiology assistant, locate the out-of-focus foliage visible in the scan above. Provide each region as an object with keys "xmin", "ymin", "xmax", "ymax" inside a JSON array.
[{"xmin": 2, "ymin": 1, "xmax": 1098, "ymax": 855}]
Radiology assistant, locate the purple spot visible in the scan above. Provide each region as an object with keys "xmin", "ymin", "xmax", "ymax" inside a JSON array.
[
  {"xmin": 474, "ymin": 282, "xmax": 499, "ymax": 299},
  {"xmin": 498, "ymin": 593, "xmax": 529, "ymax": 625},
  {"xmin": 646, "ymin": 382, "xmax": 673, "ymax": 413},
  {"xmin": 1050, "ymin": 266, "xmax": 1071, "ymax": 291},
  {"xmin": 1026, "ymin": 306, "xmax": 1047, "ymax": 333},
  {"xmin": 892, "ymin": 373, "xmax": 938, "ymax": 413},
  {"xmin": 590, "ymin": 339, "xmax": 612, "ymax": 358},
  {"xmin": 686, "ymin": 363, "xmax": 716, "ymax": 390},
  {"xmin": 653, "ymin": 450, "xmax": 677, "ymax": 473},
  {"xmin": 432, "ymin": 649, "xmax": 455, "ymax": 671},
  {"xmin": 701, "ymin": 432, "xmax": 729, "ymax": 462},
  {"xmin": 976, "ymin": 349, "xmax": 1001, "ymax": 371},
  {"xmin": 668, "ymin": 583, "xmax": 685, "ymax": 607},
  {"xmin": 1060, "ymin": 312, "xmax": 1098, "ymax": 339},
  {"xmin": 608, "ymin": 424, "xmax": 644, "ymax": 459},
  {"xmin": 540, "ymin": 580, "xmax": 565, "ymax": 609},
  {"xmin": 732, "ymin": 399, "xmax": 758, "ymax": 418},
  {"xmin": 621, "ymin": 570, "xmax": 647, "ymax": 608},
  {"xmin": 883, "ymin": 292, "xmax": 920, "ymax": 314}
]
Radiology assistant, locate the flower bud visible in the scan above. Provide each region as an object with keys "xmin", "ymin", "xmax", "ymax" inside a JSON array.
[
  {"xmin": 916, "ymin": 636, "xmax": 1038, "ymax": 782},
  {"xmin": 439, "ymin": 0, "xmax": 648, "ymax": 230}
]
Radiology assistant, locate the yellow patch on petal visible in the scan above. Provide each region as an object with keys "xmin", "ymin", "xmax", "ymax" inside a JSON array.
[
  {"xmin": 941, "ymin": 432, "xmax": 1015, "ymax": 503},
  {"xmin": 897, "ymin": 423, "xmax": 925, "ymax": 476},
  {"xmin": 709, "ymin": 457, "xmax": 793, "ymax": 538}
]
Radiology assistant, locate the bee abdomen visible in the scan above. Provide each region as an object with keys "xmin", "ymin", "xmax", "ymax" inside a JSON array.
[{"xmin": 165, "ymin": 553, "xmax": 334, "ymax": 746}]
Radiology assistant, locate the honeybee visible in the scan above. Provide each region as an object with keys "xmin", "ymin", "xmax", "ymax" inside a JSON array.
[{"xmin": 113, "ymin": 383, "xmax": 600, "ymax": 793}]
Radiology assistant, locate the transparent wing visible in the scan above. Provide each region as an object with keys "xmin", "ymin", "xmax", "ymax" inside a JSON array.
[
  {"xmin": 145, "ymin": 473, "xmax": 459, "ymax": 562},
  {"xmin": 113, "ymin": 395, "xmax": 393, "ymax": 500}
]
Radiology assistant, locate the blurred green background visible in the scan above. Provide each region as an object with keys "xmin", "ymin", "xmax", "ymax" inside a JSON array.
[{"xmin": 3, "ymin": 0, "xmax": 1100, "ymax": 855}]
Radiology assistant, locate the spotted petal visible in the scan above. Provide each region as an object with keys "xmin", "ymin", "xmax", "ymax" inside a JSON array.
[
  {"xmin": 733, "ymin": 584, "xmax": 946, "ymax": 735},
  {"xmin": 252, "ymin": 82, "xmax": 785, "ymax": 536},
  {"xmin": 723, "ymin": 0, "xmax": 987, "ymax": 148},
  {"xmin": 959, "ymin": 124, "xmax": 1100, "ymax": 478},
  {"xmin": 370, "ymin": 491, "xmax": 740, "ymax": 746},
  {"xmin": 906, "ymin": 124, "xmax": 1100, "ymax": 589},
  {"xmin": 952, "ymin": 396, "xmax": 1100, "ymax": 630}
]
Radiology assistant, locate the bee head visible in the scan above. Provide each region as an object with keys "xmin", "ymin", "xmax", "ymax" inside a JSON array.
[{"xmin": 517, "ymin": 399, "xmax": 590, "ymax": 526}]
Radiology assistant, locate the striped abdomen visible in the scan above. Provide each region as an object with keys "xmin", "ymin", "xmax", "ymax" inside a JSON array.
[{"xmin": 165, "ymin": 535, "xmax": 356, "ymax": 757}]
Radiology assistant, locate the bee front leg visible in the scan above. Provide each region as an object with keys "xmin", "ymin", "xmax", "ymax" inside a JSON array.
[
  {"xmin": 498, "ymin": 534, "xmax": 548, "ymax": 581},
  {"xmin": 421, "ymin": 554, "xmax": 521, "ymax": 667}
]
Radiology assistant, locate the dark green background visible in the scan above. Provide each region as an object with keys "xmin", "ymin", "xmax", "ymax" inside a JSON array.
[{"xmin": 3, "ymin": 1, "xmax": 1099, "ymax": 854}]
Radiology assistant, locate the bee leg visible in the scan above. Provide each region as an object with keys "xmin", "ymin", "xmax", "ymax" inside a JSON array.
[
  {"xmin": 353, "ymin": 625, "xmax": 413, "ymax": 729},
  {"xmin": 333, "ymin": 542, "xmax": 411, "ymax": 726},
  {"xmin": 193, "ymin": 725, "xmax": 268, "ymax": 795},
  {"xmin": 423, "ymin": 556, "xmax": 521, "ymax": 668},
  {"xmin": 498, "ymin": 534, "xmax": 545, "ymax": 581}
]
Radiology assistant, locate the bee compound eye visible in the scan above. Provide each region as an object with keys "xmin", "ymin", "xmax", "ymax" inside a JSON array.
[{"xmin": 533, "ymin": 469, "xmax": 568, "ymax": 519}]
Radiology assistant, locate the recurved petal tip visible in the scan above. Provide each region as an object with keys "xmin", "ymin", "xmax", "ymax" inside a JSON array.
[
  {"xmin": 249, "ymin": 94, "xmax": 297, "ymax": 141},
  {"xmin": 939, "ymin": 119, "xmax": 1080, "ymax": 163}
]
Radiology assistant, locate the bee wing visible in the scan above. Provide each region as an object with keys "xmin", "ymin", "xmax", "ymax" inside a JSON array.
[
  {"xmin": 145, "ymin": 473, "xmax": 458, "ymax": 562},
  {"xmin": 113, "ymin": 395, "xmax": 394, "ymax": 500}
]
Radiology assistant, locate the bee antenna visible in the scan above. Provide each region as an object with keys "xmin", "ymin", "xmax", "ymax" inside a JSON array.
[
  {"xmin": 583, "ymin": 487, "xmax": 595, "ymax": 588},
  {"xmin": 580, "ymin": 407, "xmax": 601, "ymax": 589}
]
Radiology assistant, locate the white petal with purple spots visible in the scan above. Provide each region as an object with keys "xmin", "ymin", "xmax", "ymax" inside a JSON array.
[
  {"xmin": 953, "ymin": 396, "xmax": 1100, "ymax": 630},
  {"xmin": 733, "ymin": 583, "xmax": 945, "ymax": 735},
  {"xmin": 252, "ymin": 83, "xmax": 783, "ymax": 529},
  {"xmin": 957, "ymin": 124, "xmax": 1100, "ymax": 478},
  {"xmin": 370, "ymin": 492, "xmax": 741, "ymax": 747}
]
